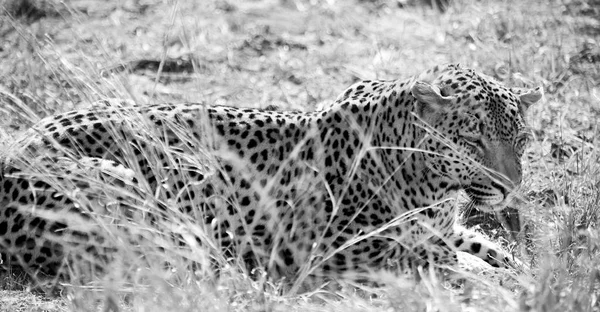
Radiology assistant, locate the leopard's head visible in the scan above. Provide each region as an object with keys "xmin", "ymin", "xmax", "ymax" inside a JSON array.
[{"xmin": 411, "ymin": 64, "xmax": 542, "ymax": 211}]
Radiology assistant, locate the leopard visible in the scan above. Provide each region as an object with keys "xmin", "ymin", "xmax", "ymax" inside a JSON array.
[{"xmin": 0, "ymin": 63, "xmax": 542, "ymax": 286}]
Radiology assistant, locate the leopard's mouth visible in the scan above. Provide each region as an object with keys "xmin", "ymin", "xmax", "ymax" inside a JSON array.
[{"xmin": 464, "ymin": 183, "xmax": 511, "ymax": 212}]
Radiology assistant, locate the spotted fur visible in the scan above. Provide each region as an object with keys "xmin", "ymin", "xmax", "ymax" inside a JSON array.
[{"xmin": 0, "ymin": 64, "xmax": 541, "ymax": 283}]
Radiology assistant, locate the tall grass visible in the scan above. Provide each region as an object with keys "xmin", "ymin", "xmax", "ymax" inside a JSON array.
[{"xmin": 1, "ymin": 0, "xmax": 599, "ymax": 311}]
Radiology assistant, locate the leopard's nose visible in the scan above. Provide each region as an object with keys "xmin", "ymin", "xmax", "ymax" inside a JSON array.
[
  {"xmin": 487, "ymin": 146, "xmax": 522, "ymax": 188},
  {"xmin": 503, "ymin": 162, "xmax": 522, "ymax": 186}
]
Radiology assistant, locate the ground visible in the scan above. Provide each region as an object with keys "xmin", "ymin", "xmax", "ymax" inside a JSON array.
[{"xmin": 0, "ymin": 0, "xmax": 599, "ymax": 311}]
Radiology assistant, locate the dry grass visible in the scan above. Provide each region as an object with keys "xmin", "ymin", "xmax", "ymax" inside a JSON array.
[{"xmin": 1, "ymin": 0, "xmax": 599, "ymax": 311}]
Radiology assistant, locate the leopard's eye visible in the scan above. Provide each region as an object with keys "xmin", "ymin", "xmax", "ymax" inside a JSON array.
[
  {"xmin": 459, "ymin": 120, "xmax": 485, "ymax": 147},
  {"xmin": 514, "ymin": 132, "xmax": 532, "ymax": 152},
  {"xmin": 461, "ymin": 133, "xmax": 483, "ymax": 147}
]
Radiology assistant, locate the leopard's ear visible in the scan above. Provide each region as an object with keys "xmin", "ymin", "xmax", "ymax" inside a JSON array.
[
  {"xmin": 518, "ymin": 87, "xmax": 543, "ymax": 112},
  {"xmin": 411, "ymin": 81, "xmax": 451, "ymax": 118}
]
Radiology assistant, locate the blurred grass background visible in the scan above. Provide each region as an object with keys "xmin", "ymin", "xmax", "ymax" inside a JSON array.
[{"xmin": 0, "ymin": 0, "xmax": 599, "ymax": 311}]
